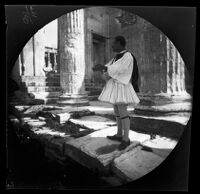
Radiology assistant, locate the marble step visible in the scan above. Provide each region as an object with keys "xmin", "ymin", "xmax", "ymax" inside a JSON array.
[
  {"xmin": 57, "ymin": 99, "xmax": 90, "ymax": 106},
  {"xmin": 22, "ymin": 75, "xmax": 59, "ymax": 81},
  {"xmin": 44, "ymin": 98, "xmax": 59, "ymax": 104},
  {"xmin": 27, "ymin": 86, "xmax": 61, "ymax": 92},
  {"xmin": 21, "ymin": 76, "xmax": 60, "ymax": 87},
  {"xmin": 31, "ymin": 92, "xmax": 61, "ymax": 104},
  {"xmin": 24, "ymin": 79, "xmax": 60, "ymax": 86},
  {"xmin": 24, "ymin": 81, "xmax": 60, "ymax": 87},
  {"xmin": 31, "ymin": 91, "xmax": 61, "ymax": 98}
]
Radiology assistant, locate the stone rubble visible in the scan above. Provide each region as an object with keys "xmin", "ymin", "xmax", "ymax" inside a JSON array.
[{"xmin": 11, "ymin": 103, "xmax": 182, "ymax": 186}]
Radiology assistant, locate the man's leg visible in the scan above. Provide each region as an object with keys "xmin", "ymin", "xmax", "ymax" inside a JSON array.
[
  {"xmin": 118, "ymin": 104, "xmax": 130, "ymax": 142},
  {"xmin": 106, "ymin": 104, "xmax": 123, "ymax": 141},
  {"xmin": 113, "ymin": 104, "xmax": 123, "ymax": 137}
]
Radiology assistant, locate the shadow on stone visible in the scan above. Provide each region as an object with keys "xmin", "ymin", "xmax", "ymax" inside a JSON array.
[
  {"xmin": 95, "ymin": 144, "xmax": 119, "ymax": 155},
  {"xmin": 141, "ymin": 145, "xmax": 173, "ymax": 158},
  {"xmin": 70, "ymin": 110, "xmax": 95, "ymax": 119}
]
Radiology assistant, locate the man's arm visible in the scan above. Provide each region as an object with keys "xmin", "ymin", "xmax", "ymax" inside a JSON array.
[
  {"xmin": 107, "ymin": 53, "xmax": 133, "ymax": 84},
  {"xmin": 92, "ymin": 64, "xmax": 108, "ymax": 73}
]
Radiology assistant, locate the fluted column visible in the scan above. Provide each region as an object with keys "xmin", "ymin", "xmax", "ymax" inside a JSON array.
[
  {"xmin": 17, "ymin": 28, "xmax": 45, "ymax": 77},
  {"xmin": 57, "ymin": 9, "xmax": 89, "ymax": 105},
  {"xmin": 53, "ymin": 53, "xmax": 57, "ymax": 72},
  {"xmin": 47, "ymin": 52, "xmax": 52, "ymax": 68},
  {"xmin": 139, "ymin": 21, "xmax": 188, "ymax": 96},
  {"xmin": 166, "ymin": 38, "xmax": 187, "ymax": 95},
  {"xmin": 33, "ymin": 28, "xmax": 46, "ymax": 76},
  {"xmin": 20, "ymin": 38, "xmax": 34, "ymax": 76},
  {"xmin": 159, "ymin": 33, "xmax": 168, "ymax": 93}
]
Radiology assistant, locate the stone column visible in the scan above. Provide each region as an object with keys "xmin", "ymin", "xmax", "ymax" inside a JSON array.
[
  {"xmin": 47, "ymin": 52, "xmax": 52, "ymax": 69},
  {"xmin": 166, "ymin": 38, "xmax": 187, "ymax": 95},
  {"xmin": 54, "ymin": 52, "xmax": 57, "ymax": 72},
  {"xmin": 159, "ymin": 33, "xmax": 168, "ymax": 93},
  {"xmin": 19, "ymin": 28, "xmax": 45, "ymax": 77},
  {"xmin": 33, "ymin": 28, "xmax": 46, "ymax": 76},
  {"xmin": 137, "ymin": 20, "xmax": 189, "ymax": 97},
  {"xmin": 20, "ymin": 38, "xmax": 34, "ymax": 76},
  {"xmin": 57, "ymin": 9, "xmax": 89, "ymax": 105},
  {"xmin": 140, "ymin": 22, "xmax": 163, "ymax": 94}
]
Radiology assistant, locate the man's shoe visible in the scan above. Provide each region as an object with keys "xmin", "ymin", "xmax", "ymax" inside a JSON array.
[
  {"xmin": 118, "ymin": 139, "xmax": 131, "ymax": 150},
  {"xmin": 107, "ymin": 135, "xmax": 122, "ymax": 142}
]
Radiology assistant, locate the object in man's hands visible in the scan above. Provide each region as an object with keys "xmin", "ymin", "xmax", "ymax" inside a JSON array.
[
  {"xmin": 92, "ymin": 64, "xmax": 107, "ymax": 72},
  {"xmin": 102, "ymin": 72, "xmax": 110, "ymax": 81}
]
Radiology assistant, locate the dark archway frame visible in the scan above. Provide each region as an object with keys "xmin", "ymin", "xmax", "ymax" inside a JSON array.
[{"xmin": 5, "ymin": 5, "xmax": 196, "ymax": 190}]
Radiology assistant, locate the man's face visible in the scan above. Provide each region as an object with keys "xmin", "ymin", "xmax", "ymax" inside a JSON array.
[{"xmin": 111, "ymin": 40, "xmax": 120, "ymax": 52}]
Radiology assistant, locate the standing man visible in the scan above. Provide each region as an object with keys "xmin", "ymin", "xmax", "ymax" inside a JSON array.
[{"xmin": 98, "ymin": 36, "xmax": 140, "ymax": 150}]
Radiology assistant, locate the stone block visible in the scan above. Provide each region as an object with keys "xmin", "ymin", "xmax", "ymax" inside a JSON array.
[
  {"xmin": 112, "ymin": 146, "xmax": 164, "ymax": 182},
  {"xmin": 54, "ymin": 112, "xmax": 71, "ymax": 124},
  {"xmin": 70, "ymin": 128, "xmax": 93, "ymax": 138},
  {"xmin": 141, "ymin": 135, "xmax": 177, "ymax": 158},
  {"xmin": 64, "ymin": 126, "xmax": 150, "ymax": 174},
  {"xmin": 69, "ymin": 115, "xmax": 116, "ymax": 131},
  {"xmin": 33, "ymin": 127, "xmax": 68, "ymax": 138},
  {"xmin": 35, "ymin": 111, "xmax": 57, "ymax": 120},
  {"xmin": 23, "ymin": 105, "xmax": 46, "ymax": 114},
  {"xmin": 27, "ymin": 119, "xmax": 46, "ymax": 127}
]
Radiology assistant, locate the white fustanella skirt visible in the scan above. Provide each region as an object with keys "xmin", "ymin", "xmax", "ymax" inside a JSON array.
[{"xmin": 98, "ymin": 78, "xmax": 140, "ymax": 106}]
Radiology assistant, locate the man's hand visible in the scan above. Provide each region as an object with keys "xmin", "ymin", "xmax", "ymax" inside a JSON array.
[
  {"xmin": 92, "ymin": 64, "xmax": 107, "ymax": 72},
  {"xmin": 102, "ymin": 72, "xmax": 110, "ymax": 81}
]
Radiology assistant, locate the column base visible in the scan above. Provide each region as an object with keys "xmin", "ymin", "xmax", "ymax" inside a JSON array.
[{"xmin": 57, "ymin": 93, "xmax": 90, "ymax": 106}]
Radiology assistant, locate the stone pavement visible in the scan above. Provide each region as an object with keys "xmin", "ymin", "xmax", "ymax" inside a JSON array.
[{"xmin": 10, "ymin": 99, "xmax": 191, "ymax": 186}]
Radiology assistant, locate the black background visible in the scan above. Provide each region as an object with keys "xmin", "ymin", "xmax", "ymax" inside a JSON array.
[{"xmin": 4, "ymin": 5, "xmax": 197, "ymax": 191}]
